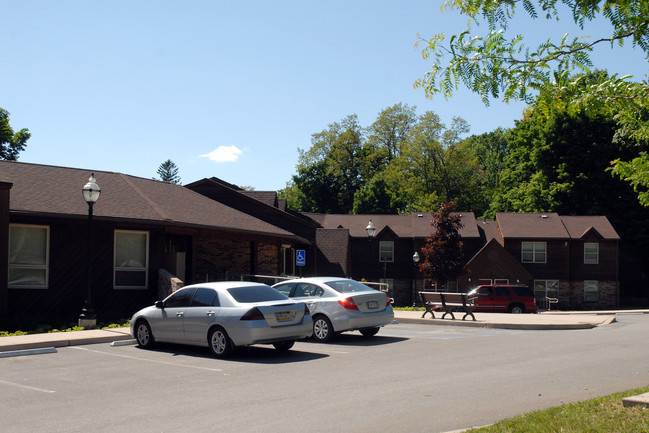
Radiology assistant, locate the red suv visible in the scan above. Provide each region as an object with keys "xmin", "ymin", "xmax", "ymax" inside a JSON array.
[{"xmin": 467, "ymin": 285, "xmax": 538, "ymax": 314}]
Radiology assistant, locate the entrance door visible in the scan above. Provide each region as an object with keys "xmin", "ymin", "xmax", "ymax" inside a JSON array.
[{"xmin": 534, "ymin": 280, "xmax": 559, "ymax": 310}]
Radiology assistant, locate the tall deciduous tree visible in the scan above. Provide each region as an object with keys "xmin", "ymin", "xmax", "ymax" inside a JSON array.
[
  {"xmin": 418, "ymin": 202, "xmax": 465, "ymax": 287},
  {"xmin": 414, "ymin": 0, "xmax": 649, "ymax": 205},
  {"xmin": 156, "ymin": 159, "xmax": 181, "ymax": 184},
  {"xmin": 386, "ymin": 112, "xmax": 478, "ymax": 212},
  {"xmin": 365, "ymin": 103, "xmax": 417, "ymax": 163},
  {"xmin": 0, "ymin": 108, "xmax": 30, "ymax": 160}
]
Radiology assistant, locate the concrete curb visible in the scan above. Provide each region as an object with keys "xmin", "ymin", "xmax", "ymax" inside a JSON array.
[
  {"xmin": 0, "ymin": 328, "xmax": 133, "ymax": 353},
  {"xmin": 623, "ymin": 392, "xmax": 649, "ymax": 408},
  {"xmin": 395, "ymin": 316, "xmax": 603, "ymax": 330}
]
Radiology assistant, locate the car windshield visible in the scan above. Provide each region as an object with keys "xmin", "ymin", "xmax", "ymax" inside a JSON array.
[
  {"xmin": 325, "ymin": 279, "xmax": 374, "ymax": 293},
  {"xmin": 227, "ymin": 285, "xmax": 289, "ymax": 303}
]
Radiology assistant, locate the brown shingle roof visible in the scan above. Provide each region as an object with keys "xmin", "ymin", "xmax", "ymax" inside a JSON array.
[
  {"xmin": 560, "ymin": 215, "xmax": 620, "ymax": 240},
  {"xmin": 1, "ymin": 161, "xmax": 303, "ymax": 240},
  {"xmin": 495, "ymin": 212, "xmax": 569, "ymax": 239},
  {"xmin": 311, "ymin": 212, "xmax": 480, "ymax": 238}
]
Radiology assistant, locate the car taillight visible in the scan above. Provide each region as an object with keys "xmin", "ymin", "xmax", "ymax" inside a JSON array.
[
  {"xmin": 338, "ymin": 297, "xmax": 359, "ymax": 310},
  {"xmin": 386, "ymin": 296, "xmax": 392, "ymax": 307},
  {"xmin": 240, "ymin": 307, "xmax": 264, "ymax": 321},
  {"xmin": 303, "ymin": 304, "xmax": 311, "ymax": 315}
]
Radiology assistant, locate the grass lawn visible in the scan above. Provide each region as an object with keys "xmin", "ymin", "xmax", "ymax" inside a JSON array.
[{"xmin": 466, "ymin": 386, "xmax": 649, "ymax": 432}]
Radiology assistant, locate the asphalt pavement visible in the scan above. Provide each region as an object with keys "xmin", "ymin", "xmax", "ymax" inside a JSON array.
[
  {"xmin": 2, "ymin": 309, "xmax": 648, "ymax": 413},
  {"xmin": 0, "ymin": 309, "xmax": 632, "ymax": 356}
]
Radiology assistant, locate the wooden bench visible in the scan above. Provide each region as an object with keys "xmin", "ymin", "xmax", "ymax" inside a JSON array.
[{"xmin": 418, "ymin": 291, "xmax": 478, "ymax": 321}]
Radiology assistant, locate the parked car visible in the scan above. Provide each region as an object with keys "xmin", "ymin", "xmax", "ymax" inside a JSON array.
[
  {"xmin": 272, "ymin": 277, "xmax": 394, "ymax": 342},
  {"xmin": 467, "ymin": 284, "xmax": 538, "ymax": 313},
  {"xmin": 130, "ymin": 281, "xmax": 313, "ymax": 358}
]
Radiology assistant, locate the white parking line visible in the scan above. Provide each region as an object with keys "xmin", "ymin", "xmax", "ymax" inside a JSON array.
[
  {"xmin": 0, "ymin": 378, "xmax": 56, "ymax": 394},
  {"xmin": 70, "ymin": 346, "xmax": 224, "ymax": 372}
]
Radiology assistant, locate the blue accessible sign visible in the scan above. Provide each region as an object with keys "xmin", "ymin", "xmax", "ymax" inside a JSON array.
[{"xmin": 296, "ymin": 250, "xmax": 306, "ymax": 267}]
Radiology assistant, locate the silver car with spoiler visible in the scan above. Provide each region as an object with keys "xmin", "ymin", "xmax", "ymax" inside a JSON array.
[
  {"xmin": 273, "ymin": 277, "xmax": 394, "ymax": 342},
  {"xmin": 130, "ymin": 282, "xmax": 312, "ymax": 358}
]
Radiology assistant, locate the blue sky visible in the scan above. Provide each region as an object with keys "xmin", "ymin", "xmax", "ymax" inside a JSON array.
[{"xmin": 2, "ymin": 1, "xmax": 647, "ymax": 191}]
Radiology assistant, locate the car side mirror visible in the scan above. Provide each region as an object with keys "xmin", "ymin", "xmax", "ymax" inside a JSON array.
[{"xmin": 155, "ymin": 300, "xmax": 164, "ymax": 309}]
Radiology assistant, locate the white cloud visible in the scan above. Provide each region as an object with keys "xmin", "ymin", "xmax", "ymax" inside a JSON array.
[{"xmin": 200, "ymin": 145, "xmax": 243, "ymax": 162}]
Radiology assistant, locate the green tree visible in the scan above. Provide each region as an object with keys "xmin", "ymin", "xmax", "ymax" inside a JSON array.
[
  {"xmin": 294, "ymin": 114, "xmax": 379, "ymax": 213},
  {"xmin": 418, "ymin": 202, "xmax": 465, "ymax": 287},
  {"xmin": 290, "ymin": 160, "xmax": 345, "ymax": 213},
  {"xmin": 352, "ymin": 171, "xmax": 400, "ymax": 214},
  {"xmin": 156, "ymin": 159, "xmax": 181, "ymax": 184},
  {"xmin": 0, "ymin": 108, "xmax": 30, "ymax": 160},
  {"xmin": 365, "ymin": 103, "xmax": 417, "ymax": 162},
  {"xmin": 385, "ymin": 112, "xmax": 478, "ymax": 212},
  {"xmin": 414, "ymin": 0, "xmax": 649, "ymax": 205},
  {"xmin": 464, "ymin": 127, "xmax": 510, "ymax": 217}
]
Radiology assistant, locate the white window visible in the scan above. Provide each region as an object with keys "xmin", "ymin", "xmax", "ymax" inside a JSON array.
[
  {"xmin": 8, "ymin": 224, "xmax": 49, "ymax": 289},
  {"xmin": 534, "ymin": 279, "xmax": 559, "ymax": 299},
  {"xmin": 522, "ymin": 242, "xmax": 546, "ymax": 263},
  {"xmin": 379, "ymin": 241, "xmax": 394, "ymax": 262},
  {"xmin": 584, "ymin": 280, "xmax": 599, "ymax": 302},
  {"xmin": 114, "ymin": 230, "xmax": 149, "ymax": 289},
  {"xmin": 584, "ymin": 243, "xmax": 599, "ymax": 264}
]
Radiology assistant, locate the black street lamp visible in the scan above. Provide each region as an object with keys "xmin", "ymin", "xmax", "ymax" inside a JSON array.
[
  {"xmin": 79, "ymin": 174, "xmax": 101, "ymax": 328},
  {"xmin": 365, "ymin": 220, "xmax": 376, "ymax": 239},
  {"xmin": 412, "ymin": 251, "xmax": 420, "ymax": 305}
]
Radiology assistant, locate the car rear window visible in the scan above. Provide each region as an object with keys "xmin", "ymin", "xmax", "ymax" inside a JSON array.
[
  {"xmin": 513, "ymin": 287, "xmax": 534, "ymax": 297},
  {"xmin": 228, "ymin": 285, "xmax": 289, "ymax": 303},
  {"xmin": 325, "ymin": 279, "xmax": 374, "ymax": 293}
]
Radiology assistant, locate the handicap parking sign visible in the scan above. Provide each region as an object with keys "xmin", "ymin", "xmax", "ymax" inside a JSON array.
[{"xmin": 296, "ymin": 250, "xmax": 306, "ymax": 266}]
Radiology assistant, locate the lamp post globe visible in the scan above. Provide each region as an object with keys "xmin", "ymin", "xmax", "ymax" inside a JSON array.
[
  {"xmin": 366, "ymin": 220, "xmax": 376, "ymax": 239},
  {"xmin": 79, "ymin": 173, "xmax": 100, "ymax": 328}
]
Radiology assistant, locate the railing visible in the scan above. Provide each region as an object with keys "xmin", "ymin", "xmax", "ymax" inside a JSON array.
[
  {"xmin": 546, "ymin": 297, "xmax": 559, "ymax": 311},
  {"xmin": 196, "ymin": 272, "xmax": 299, "ymax": 285},
  {"xmin": 362, "ymin": 281, "xmax": 390, "ymax": 293}
]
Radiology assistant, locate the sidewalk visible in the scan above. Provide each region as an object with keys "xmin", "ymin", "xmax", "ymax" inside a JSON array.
[
  {"xmin": 0, "ymin": 310, "xmax": 642, "ymax": 356},
  {"xmin": 0, "ymin": 327, "xmax": 133, "ymax": 356},
  {"xmin": 394, "ymin": 309, "xmax": 620, "ymax": 330}
]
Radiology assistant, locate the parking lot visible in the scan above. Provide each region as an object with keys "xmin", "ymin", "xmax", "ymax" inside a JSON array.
[{"xmin": 2, "ymin": 314, "xmax": 649, "ymax": 433}]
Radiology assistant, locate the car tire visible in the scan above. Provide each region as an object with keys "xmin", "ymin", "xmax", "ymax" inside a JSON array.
[
  {"xmin": 208, "ymin": 326, "xmax": 234, "ymax": 358},
  {"xmin": 509, "ymin": 304, "xmax": 525, "ymax": 314},
  {"xmin": 360, "ymin": 327, "xmax": 380, "ymax": 337},
  {"xmin": 312, "ymin": 315, "xmax": 334, "ymax": 343},
  {"xmin": 135, "ymin": 319, "xmax": 155, "ymax": 348},
  {"xmin": 272, "ymin": 340, "xmax": 295, "ymax": 351}
]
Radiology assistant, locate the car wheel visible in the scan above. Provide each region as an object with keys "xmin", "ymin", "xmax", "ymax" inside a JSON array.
[
  {"xmin": 312, "ymin": 315, "xmax": 334, "ymax": 343},
  {"xmin": 272, "ymin": 340, "xmax": 295, "ymax": 351},
  {"xmin": 360, "ymin": 327, "xmax": 380, "ymax": 337},
  {"xmin": 509, "ymin": 304, "xmax": 525, "ymax": 314},
  {"xmin": 135, "ymin": 319, "xmax": 155, "ymax": 348},
  {"xmin": 208, "ymin": 326, "xmax": 234, "ymax": 358}
]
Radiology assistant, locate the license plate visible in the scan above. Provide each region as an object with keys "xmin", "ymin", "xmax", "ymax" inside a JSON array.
[
  {"xmin": 367, "ymin": 301, "xmax": 378, "ymax": 309},
  {"xmin": 276, "ymin": 311, "xmax": 295, "ymax": 321}
]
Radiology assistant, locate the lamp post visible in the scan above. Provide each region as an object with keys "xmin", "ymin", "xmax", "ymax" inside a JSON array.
[
  {"xmin": 79, "ymin": 174, "xmax": 101, "ymax": 328},
  {"xmin": 365, "ymin": 220, "xmax": 376, "ymax": 239},
  {"xmin": 412, "ymin": 251, "xmax": 420, "ymax": 306}
]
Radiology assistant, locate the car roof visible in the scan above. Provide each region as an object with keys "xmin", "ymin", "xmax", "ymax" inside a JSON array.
[
  {"xmin": 183, "ymin": 281, "xmax": 270, "ymax": 290},
  {"xmin": 276, "ymin": 277, "xmax": 351, "ymax": 284}
]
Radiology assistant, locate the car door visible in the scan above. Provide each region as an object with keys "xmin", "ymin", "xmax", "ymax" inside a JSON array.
[
  {"xmin": 493, "ymin": 286, "xmax": 512, "ymax": 311},
  {"xmin": 291, "ymin": 283, "xmax": 322, "ymax": 314},
  {"xmin": 150, "ymin": 287, "xmax": 196, "ymax": 342},
  {"xmin": 475, "ymin": 286, "xmax": 497, "ymax": 311},
  {"xmin": 182, "ymin": 287, "xmax": 221, "ymax": 343}
]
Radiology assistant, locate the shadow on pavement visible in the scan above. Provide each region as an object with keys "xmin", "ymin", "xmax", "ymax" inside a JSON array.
[{"xmin": 134, "ymin": 341, "xmax": 329, "ymax": 364}]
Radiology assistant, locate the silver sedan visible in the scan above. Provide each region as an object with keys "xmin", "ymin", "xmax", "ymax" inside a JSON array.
[
  {"xmin": 130, "ymin": 282, "xmax": 313, "ymax": 358},
  {"xmin": 272, "ymin": 277, "xmax": 394, "ymax": 342}
]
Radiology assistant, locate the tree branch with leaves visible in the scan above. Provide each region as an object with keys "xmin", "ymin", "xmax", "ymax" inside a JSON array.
[{"xmin": 415, "ymin": 0, "xmax": 649, "ymax": 206}]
